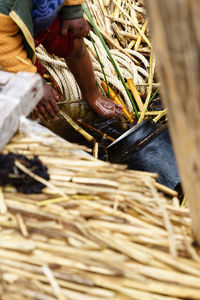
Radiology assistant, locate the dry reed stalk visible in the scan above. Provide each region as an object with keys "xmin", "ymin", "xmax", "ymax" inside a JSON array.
[
  {"xmin": 138, "ymin": 49, "xmax": 155, "ymax": 123},
  {"xmin": 112, "ymin": 0, "xmax": 151, "ymax": 47},
  {"xmin": 111, "ymin": 22, "xmax": 127, "ymax": 48},
  {"xmin": 132, "ymin": 111, "xmax": 167, "ymax": 117},
  {"xmin": 127, "ymin": 78, "xmax": 144, "ymax": 111},
  {"xmin": 42, "ymin": 265, "xmax": 68, "ymax": 300},
  {"xmin": 1, "ymin": 129, "xmax": 200, "ymax": 299},
  {"xmin": 16, "ymin": 213, "xmax": 29, "ymax": 237},
  {"xmin": 105, "ymin": 15, "xmax": 135, "ymax": 26},
  {"xmin": 113, "ymin": 0, "xmax": 121, "ymax": 18},
  {"xmin": 60, "ymin": 111, "xmax": 96, "ymax": 144},
  {"xmin": 127, "ymin": 39, "xmax": 136, "ymax": 49},
  {"xmin": 0, "ymin": 186, "xmax": 7, "ymax": 214},
  {"xmin": 153, "ymin": 108, "xmax": 168, "ymax": 123},
  {"xmin": 145, "ymin": 178, "xmax": 177, "ymax": 257},
  {"xmin": 136, "ymin": 83, "xmax": 160, "ymax": 87},
  {"xmin": 134, "ymin": 19, "xmax": 149, "ymax": 51},
  {"xmin": 37, "ymin": 196, "xmax": 70, "ymax": 207},
  {"xmin": 76, "ymin": 120, "xmax": 115, "ymax": 142},
  {"xmin": 101, "ymin": 81, "xmax": 134, "ymax": 122},
  {"xmin": 118, "ymin": 31, "xmax": 138, "ymax": 39},
  {"xmin": 93, "ymin": 142, "xmax": 99, "ymax": 159},
  {"xmin": 153, "ymin": 182, "xmax": 178, "ymax": 197}
]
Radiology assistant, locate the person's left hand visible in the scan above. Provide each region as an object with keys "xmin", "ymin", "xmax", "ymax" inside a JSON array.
[
  {"xmin": 33, "ymin": 83, "xmax": 59, "ymax": 121},
  {"xmin": 61, "ymin": 17, "xmax": 90, "ymax": 38}
]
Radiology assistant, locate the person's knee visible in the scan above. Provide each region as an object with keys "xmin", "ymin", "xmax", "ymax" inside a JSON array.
[{"xmin": 69, "ymin": 38, "xmax": 86, "ymax": 58}]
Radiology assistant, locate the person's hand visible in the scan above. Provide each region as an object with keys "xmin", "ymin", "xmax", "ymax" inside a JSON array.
[
  {"xmin": 33, "ymin": 83, "xmax": 59, "ymax": 121},
  {"xmin": 61, "ymin": 18, "xmax": 90, "ymax": 38},
  {"xmin": 87, "ymin": 93, "xmax": 123, "ymax": 118}
]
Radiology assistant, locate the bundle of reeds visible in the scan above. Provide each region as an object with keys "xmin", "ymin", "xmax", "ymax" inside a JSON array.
[
  {"xmin": 37, "ymin": 0, "xmax": 166, "ymax": 124},
  {"xmin": 85, "ymin": 0, "xmax": 150, "ymax": 58},
  {"xmin": 0, "ymin": 126, "xmax": 200, "ymax": 300}
]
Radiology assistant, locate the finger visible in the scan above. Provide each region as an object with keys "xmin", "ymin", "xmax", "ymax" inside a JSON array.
[
  {"xmin": 38, "ymin": 105, "xmax": 50, "ymax": 121},
  {"xmin": 49, "ymin": 102, "xmax": 59, "ymax": 117},
  {"xmin": 111, "ymin": 106, "xmax": 123, "ymax": 117},
  {"xmin": 51, "ymin": 87, "xmax": 59, "ymax": 100},
  {"xmin": 50, "ymin": 100, "xmax": 59, "ymax": 114},
  {"xmin": 33, "ymin": 107, "xmax": 40, "ymax": 119},
  {"xmin": 43, "ymin": 102, "xmax": 57, "ymax": 119},
  {"xmin": 80, "ymin": 23, "xmax": 90, "ymax": 38},
  {"xmin": 115, "ymin": 103, "xmax": 123, "ymax": 109}
]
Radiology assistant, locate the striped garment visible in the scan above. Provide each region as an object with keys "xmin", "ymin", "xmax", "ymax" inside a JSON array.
[{"xmin": 32, "ymin": 0, "xmax": 65, "ymax": 34}]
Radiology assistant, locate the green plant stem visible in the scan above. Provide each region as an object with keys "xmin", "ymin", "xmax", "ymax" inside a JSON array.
[
  {"xmin": 149, "ymin": 88, "xmax": 160, "ymax": 105},
  {"xmin": 82, "ymin": 4, "xmax": 139, "ymax": 118},
  {"xmin": 89, "ymin": 32, "xmax": 110, "ymax": 99}
]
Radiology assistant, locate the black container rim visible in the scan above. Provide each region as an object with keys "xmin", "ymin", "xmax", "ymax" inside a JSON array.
[
  {"xmin": 107, "ymin": 118, "xmax": 167, "ymax": 163},
  {"xmin": 107, "ymin": 118, "xmax": 156, "ymax": 150}
]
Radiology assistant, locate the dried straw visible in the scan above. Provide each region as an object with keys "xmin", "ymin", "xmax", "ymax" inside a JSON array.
[{"xmin": 0, "ymin": 127, "xmax": 200, "ymax": 300}]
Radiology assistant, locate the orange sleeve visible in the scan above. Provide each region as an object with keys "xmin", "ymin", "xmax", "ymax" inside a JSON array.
[
  {"xmin": 63, "ymin": 0, "xmax": 85, "ymax": 5},
  {"xmin": 0, "ymin": 14, "xmax": 36, "ymax": 73}
]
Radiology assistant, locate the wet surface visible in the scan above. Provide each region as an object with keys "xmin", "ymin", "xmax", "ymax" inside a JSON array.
[
  {"xmin": 43, "ymin": 97, "xmax": 164, "ymax": 160},
  {"xmin": 44, "ymin": 112, "xmax": 129, "ymax": 160}
]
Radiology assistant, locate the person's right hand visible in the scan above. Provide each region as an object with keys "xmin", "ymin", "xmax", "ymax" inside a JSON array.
[
  {"xmin": 87, "ymin": 93, "xmax": 123, "ymax": 118},
  {"xmin": 33, "ymin": 83, "xmax": 59, "ymax": 121},
  {"xmin": 61, "ymin": 17, "xmax": 90, "ymax": 38}
]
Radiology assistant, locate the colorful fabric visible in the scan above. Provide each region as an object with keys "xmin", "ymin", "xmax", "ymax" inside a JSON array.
[
  {"xmin": 32, "ymin": 0, "xmax": 65, "ymax": 34},
  {"xmin": 0, "ymin": 13, "xmax": 36, "ymax": 73},
  {"xmin": 0, "ymin": 0, "xmax": 84, "ymax": 73},
  {"xmin": 34, "ymin": 16, "xmax": 74, "ymax": 59}
]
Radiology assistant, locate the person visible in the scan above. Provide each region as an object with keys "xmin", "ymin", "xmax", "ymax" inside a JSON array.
[{"xmin": 0, "ymin": 0, "xmax": 122, "ymax": 121}]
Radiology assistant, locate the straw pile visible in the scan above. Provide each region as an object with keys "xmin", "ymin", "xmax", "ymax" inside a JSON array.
[
  {"xmin": 0, "ymin": 123, "xmax": 200, "ymax": 300},
  {"xmin": 85, "ymin": 0, "xmax": 150, "ymax": 57}
]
